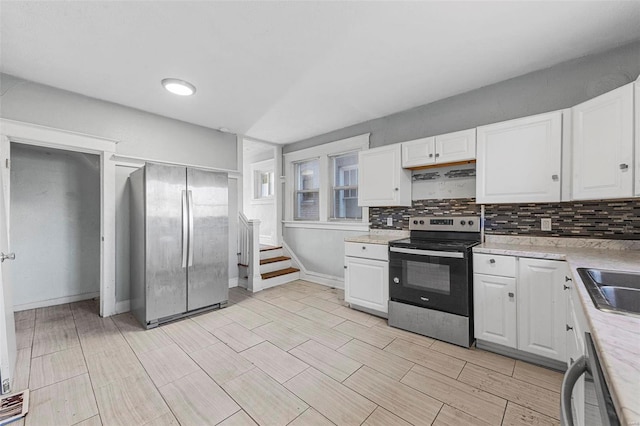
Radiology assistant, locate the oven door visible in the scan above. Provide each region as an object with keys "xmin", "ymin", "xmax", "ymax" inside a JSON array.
[{"xmin": 389, "ymin": 246, "xmax": 470, "ymax": 316}]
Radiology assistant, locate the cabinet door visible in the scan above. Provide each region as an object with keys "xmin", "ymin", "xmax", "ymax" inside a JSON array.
[
  {"xmin": 345, "ymin": 256, "xmax": 389, "ymax": 314},
  {"xmin": 358, "ymin": 145, "xmax": 411, "ymax": 207},
  {"xmin": 473, "ymin": 273, "xmax": 517, "ymax": 348},
  {"xmin": 572, "ymin": 83, "xmax": 633, "ymax": 200},
  {"xmin": 635, "ymin": 82, "xmax": 640, "ymax": 196},
  {"xmin": 476, "ymin": 111, "xmax": 562, "ymax": 203},
  {"xmin": 517, "ymin": 258, "xmax": 567, "ymax": 361},
  {"xmin": 402, "ymin": 137, "xmax": 435, "ymax": 168},
  {"xmin": 435, "ymin": 128, "xmax": 476, "ymax": 163}
]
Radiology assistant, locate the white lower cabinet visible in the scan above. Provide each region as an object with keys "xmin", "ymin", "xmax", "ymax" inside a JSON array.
[
  {"xmin": 344, "ymin": 242, "xmax": 389, "ymax": 316},
  {"xmin": 474, "ymin": 254, "xmax": 569, "ymax": 363},
  {"xmin": 517, "ymin": 258, "xmax": 567, "ymax": 362}
]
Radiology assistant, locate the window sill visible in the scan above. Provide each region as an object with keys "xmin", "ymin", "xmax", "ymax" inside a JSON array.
[
  {"xmin": 250, "ymin": 197, "xmax": 275, "ymax": 205},
  {"xmin": 283, "ymin": 221, "xmax": 371, "ymax": 232}
]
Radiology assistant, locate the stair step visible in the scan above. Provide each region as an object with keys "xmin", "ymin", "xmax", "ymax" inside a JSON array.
[
  {"xmin": 260, "ymin": 246, "xmax": 282, "ymax": 252},
  {"xmin": 261, "ymin": 267, "xmax": 300, "ymax": 280},
  {"xmin": 260, "ymin": 256, "xmax": 290, "ymax": 265},
  {"xmin": 238, "ymin": 263, "xmax": 248, "ymax": 267}
]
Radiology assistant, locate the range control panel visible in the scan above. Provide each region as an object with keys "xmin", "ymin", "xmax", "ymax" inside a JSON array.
[{"xmin": 409, "ymin": 216, "xmax": 481, "ymax": 233}]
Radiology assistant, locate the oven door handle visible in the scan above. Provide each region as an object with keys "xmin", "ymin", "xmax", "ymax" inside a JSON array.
[
  {"xmin": 561, "ymin": 355, "xmax": 590, "ymax": 426},
  {"xmin": 389, "ymin": 247, "xmax": 464, "ymax": 259}
]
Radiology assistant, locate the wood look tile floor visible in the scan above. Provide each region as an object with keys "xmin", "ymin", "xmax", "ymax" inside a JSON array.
[{"xmin": 11, "ymin": 281, "xmax": 563, "ymax": 426}]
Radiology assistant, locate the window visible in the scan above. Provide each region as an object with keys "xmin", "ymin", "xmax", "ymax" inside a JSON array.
[
  {"xmin": 331, "ymin": 152, "xmax": 361, "ymax": 219},
  {"xmin": 254, "ymin": 170, "xmax": 274, "ymax": 199},
  {"xmin": 294, "ymin": 159, "xmax": 320, "ymax": 220}
]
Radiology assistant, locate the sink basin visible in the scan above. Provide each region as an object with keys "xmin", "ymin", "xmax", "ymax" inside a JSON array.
[{"xmin": 577, "ymin": 268, "xmax": 640, "ymax": 316}]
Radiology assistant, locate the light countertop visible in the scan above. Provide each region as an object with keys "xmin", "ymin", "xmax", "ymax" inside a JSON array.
[
  {"xmin": 344, "ymin": 231, "xmax": 408, "ymax": 245},
  {"xmin": 474, "ymin": 242, "xmax": 640, "ymax": 425}
]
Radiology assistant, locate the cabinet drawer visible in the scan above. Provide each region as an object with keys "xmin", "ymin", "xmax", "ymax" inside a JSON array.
[
  {"xmin": 473, "ymin": 253, "xmax": 516, "ymax": 277},
  {"xmin": 345, "ymin": 242, "xmax": 388, "ymax": 261}
]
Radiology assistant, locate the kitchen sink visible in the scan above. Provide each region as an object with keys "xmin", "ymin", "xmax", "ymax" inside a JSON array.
[{"xmin": 577, "ymin": 268, "xmax": 640, "ymax": 316}]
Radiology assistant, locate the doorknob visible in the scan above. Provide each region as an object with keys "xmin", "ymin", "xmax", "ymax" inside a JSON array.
[{"xmin": 1, "ymin": 252, "xmax": 15, "ymax": 262}]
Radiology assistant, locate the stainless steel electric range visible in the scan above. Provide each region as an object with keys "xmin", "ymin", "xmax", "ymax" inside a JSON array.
[{"xmin": 388, "ymin": 216, "xmax": 480, "ymax": 347}]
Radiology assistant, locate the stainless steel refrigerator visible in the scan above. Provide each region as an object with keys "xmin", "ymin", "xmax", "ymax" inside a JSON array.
[{"xmin": 130, "ymin": 162, "xmax": 228, "ymax": 328}]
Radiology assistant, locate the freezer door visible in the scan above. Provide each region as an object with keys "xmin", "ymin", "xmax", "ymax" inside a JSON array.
[
  {"xmin": 145, "ymin": 163, "xmax": 188, "ymax": 321},
  {"xmin": 187, "ymin": 168, "xmax": 229, "ymax": 310}
]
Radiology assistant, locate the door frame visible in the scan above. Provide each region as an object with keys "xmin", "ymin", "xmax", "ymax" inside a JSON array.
[{"xmin": 0, "ymin": 119, "xmax": 117, "ymax": 317}]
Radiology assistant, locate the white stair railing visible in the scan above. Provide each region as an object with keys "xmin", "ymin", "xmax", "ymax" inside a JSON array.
[{"xmin": 238, "ymin": 212, "xmax": 261, "ymax": 292}]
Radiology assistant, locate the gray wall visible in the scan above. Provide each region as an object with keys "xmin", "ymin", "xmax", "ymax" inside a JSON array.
[
  {"xmin": 284, "ymin": 41, "xmax": 640, "ymax": 153},
  {"xmin": 1, "ymin": 73, "xmax": 240, "ymax": 307},
  {"xmin": 10, "ymin": 144, "xmax": 100, "ymax": 307}
]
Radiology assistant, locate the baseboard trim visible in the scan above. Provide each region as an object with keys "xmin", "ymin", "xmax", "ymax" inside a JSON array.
[
  {"xmin": 299, "ymin": 270, "xmax": 344, "ymax": 289},
  {"xmin": 14, "ymin": 291, "xmax": 101, "ymax": 312},
  {"xmin": 228, "ymin": 277, "xmax": 239, "ymax": 288},
  {"xmin": 476, "ymin": 339, "xmax": 567, "ymax": 372},
  {"xmin": 115, "ymin": 299, "xmax": 130, "ymax": 314}
]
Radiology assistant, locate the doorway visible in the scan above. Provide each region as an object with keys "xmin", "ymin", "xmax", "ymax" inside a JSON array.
[{"xmin": 10, "ymin": 143, "xmax": 101, "ymax": 310}]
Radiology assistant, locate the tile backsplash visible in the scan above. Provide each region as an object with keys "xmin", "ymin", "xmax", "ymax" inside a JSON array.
[{"xmin": 370, "ymin": 198, "xmax": 640, "ymax": 239}]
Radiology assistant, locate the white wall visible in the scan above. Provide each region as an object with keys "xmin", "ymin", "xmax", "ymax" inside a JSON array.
[
  {"xmin": 10, "ymin": 144, "xmax": 100, "ymax": 308},
  {"xmin": 242, "ymin": 146, "xmax": 277, "ymax": 246},
  {"xmin": 0, "ymin": 73, "xmax": 240, "ymax": 309}
]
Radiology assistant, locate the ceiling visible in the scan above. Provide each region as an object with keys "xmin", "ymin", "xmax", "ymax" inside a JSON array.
[{"xmin": 1, "ymin": 2, "xmax": 639, "ymax": 144}]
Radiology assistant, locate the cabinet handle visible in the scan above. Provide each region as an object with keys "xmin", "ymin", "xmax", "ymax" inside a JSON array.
[
  {"xmin": 344, "ymin": 266, "xmax": 347, "ymax": 269},
  {"xmin": 429, "ymin": 153, "xmax": 433, "ymax": 158},
  {"xmin": 394, "ymin": 188, "xmax": 399, "ymax": 191},
  {"xmin": 563, "ymin": 285, "xmax": 571, "ymax": 290},
  {"xmin": 566, "ymin": 324, "xmax": 573, "ymax": 331},
  {"xmin": 489, "ymin": 259, "xmax": 496, "ymax": 264},
  {"xmin": 620, "ymin": 163, "xmax": 629, "ymax": 170},
  {"xmin": 435, "ymin": 153, "xmax": 440, "ymax": 158},
  {"xmin": 362, "ymin": 246, "xmax": 366, "ymax": 250},
  {"xmin": 552, "ymin": 174, "xmax": 559, "ymax": 181},
  {"xmin": 565, "ymin": 276, "xmax": 572, "ymax": 282},
  {"xmin": 508, "ymin": 292, "xmax": 514, "ymax": 298},
  {"xmin": 393, "ymin": 277, "xmax": 400, "ymax": 284}
]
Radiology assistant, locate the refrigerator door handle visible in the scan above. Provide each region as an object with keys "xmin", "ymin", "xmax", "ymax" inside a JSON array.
[
  {"xmin": 188, "ymin": 190, "xmax": 195, "ymax": 267},
  {"xmin": 181, "ymin": 190, "xmax": 188, "ymax": 268}
]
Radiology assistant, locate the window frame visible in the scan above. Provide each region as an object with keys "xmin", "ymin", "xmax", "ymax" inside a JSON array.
[
  {"xmin": 293, "ymin": 158, "xmax": 321, "ymax": 221},
  {"xmin": 250, "ymin": 159, "xmax": 276, "ymax": 204},
  {"xmin": 329, "ymin": 151, "xmax": 362, "ymax": 221}
]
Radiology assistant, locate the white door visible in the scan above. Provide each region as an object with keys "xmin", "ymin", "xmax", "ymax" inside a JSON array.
[
  {"xmin": 0, "ymin": 153, "xmax": 16, "ymax": 393},
  {"xmin": 345, "ymin": 256, "xmax": 389, "ymax": 314},
  {"xmin": 572, "ymin": 83, "xmax": 634, "ymax": 200},
  {"xmin": 517, "ymin": 258, "xmax": 567, "ymax": 361},
  {"xmin": 435, "ymin": 128, "xmax": 476, "ymax": 163},
  {"xmin": 473, "ymin": 273, "xmax": 517, "ymax": 348},
  {"xmin": 476, "ymin": 111, "xmax": 562, "ymax": 204},
  {"xmin": 401, "ymin": 137, "xmax": 435, "ymax": 168}
]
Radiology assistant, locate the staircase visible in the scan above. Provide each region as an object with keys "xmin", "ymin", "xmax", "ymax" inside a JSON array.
[{"xmin": 259, "ymin": 246, "xmax": 300, "ymax": 288}]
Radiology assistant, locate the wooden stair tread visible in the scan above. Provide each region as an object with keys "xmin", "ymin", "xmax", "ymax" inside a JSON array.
[
  {"xmin": 260, "ymin": 246, "xmax": 282, "ymax": 252},
  {"xmin": 237, "ymin": 263, "xmax": 248, "ymax": 267},
  {"xmin": 260, "ymin": 256, "xmax": 290, "ymax": 265},
  {"xmin": 261, "ymin": 267, "xmax": 300, "ymax": 280}
]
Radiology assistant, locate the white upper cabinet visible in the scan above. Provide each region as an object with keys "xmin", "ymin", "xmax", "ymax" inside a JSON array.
[
  {"xmin": 359, "ymin": 144, "xmax": 412, "ymax": 207},
  {"xmin": 476, "ymin": 111, "xmax": 563, "ymax": 204},
  {"xmin": 572, "ymin": 83, "xmax": 634, "ymax": 200},
  {"xmin": 402, "ymin": 136, "xmax": 435, "ymax": 168},
  {"xmin": 401, "ymin": 129, "xmax": 476, "ymax": 168}
]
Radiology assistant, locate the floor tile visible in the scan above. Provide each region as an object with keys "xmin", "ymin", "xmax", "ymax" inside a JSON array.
[
  {"xmin": 384, "ymin": 338, "xmax": 465, "ymax": 379},
  {"xmin": 285, "ymin": 367, "xmax": 376, "ymax": 425},
  {"xmin": 35, "ymin": 313, "xmax": 77, "ymax": 332},
  {"xmin": 36, "ymin": 304, "xmax": 72, "ymax": 322},
  {"xmin": 294, "ymin": 323, "xmax": 352, "ymax": 350},
  {"xmin": 32, "ymin": 326, "xmax": 80, "ymax": 358},
  {"xmin": 29, "ymin": 346, "xmax": 87, "ymax": 390},
  {"xmin": 159, "ymin": 370, "xmax": 240, "ymax": 425},
  {"xmin": 297, "ymin": 296, "xmax": 342, "ymax": 313},
  {"xmin": 362, "ymin": 407, "xmax": 412, "ymax": 426},
  {"xmin": 401, "ymin": 365, "xmax": 506, "ymax": 424},
  {"xmin": 240, "ymin": 341, "xmax": 308, "ymax": 383},
  {"xmin": 330, "ymin": 305, "xmax": 384, "ymax": 327},
  {"xmin": 16, "ymin": 327, "xmax": 34, "ymax": 350},
  {"xmin": 112, "ymin": 313, "xmax": 174, "ymax": 354},
  {"xmin": 260, "ymin": 305, "xmax": 316, "ymax": 328},
  {"xmin": 502, "ymin": 402, "xmax": 560, "ymax": 425},
  {"xmin": 432, "ymin": 404, "xmax": 493, "ymax": 426},
  {"xmin": 344, "ymin": 366, "xmax": 442, "ymax": 426},
  {"xmin": 217, "ymin": 411, "xmax": 258, "ymax": 426},
  {"xmin": 137, "ymin": 343, "xmax": 200, "ymax": 387},
  {"xmin": 266, "ymin": 296, "xmax": 307, "ymax": 313},
  {"xmin": 512, "ymin": 360, "xmax": 563, "ymax": 392},
  {"xmin": 26, "ymin": 373, "xmax": 98, "ymax": 426},
  {"xmin": 85, "ymin": 345, "xmax": 147, "ymax": 389},
  {"xmin": 296, "ymin": 306, "xmax": 345, "ymax": 327},
  {"xmin": 288, "ymin": 409, "xmax": 334, "ymax": 426},
  {"xmin": 94, "ymin": 373, "xmax": 171, "ymax": 426},
  {"xmin": 222, "ymin": 369, "xmax": 308, "ymax": 426},
  {"xmin": 430, "ymin": 339, "xmax": 515, "ymax": 376},
  {"xmin": 191, "ymin": 310, "xmax": 234, "ymax": 332},
  {"xmin": 337, "ymin": 339, "xmax": 413, "ymax": 380},
  {"xmin": 190, "ymin": 342, "xmax": 254, "ymax": 384},
  {"xmin": 14, "ymin": 309, "xmax": 35, "ymax": 323},
  {"xmin": 143, "ymin": 412, "xmax": 180, "ymax": 426},
  {"xmin": 12, "ymin": 348, "xmax": 31, "ymax": 391},
  {"xmin": 74, "ymin": 415, "xmax": 102, "ymax": 426},
  {"xmin": 458, "ymin": 363, "xmax": 560, "ymax": 419},
  {"xmin": 77, "ymin": 319, "xmax": 128, "ymax": 356},
  {"xmin": 373, "ymin": 323, "xmax": 435, "ymax": 348},
  {"xmin": 160, "ymin": 318, "xmax": 220, "ymax": 353},
  {"xmin": 251, "ymin": 321, "xmax": 308, "ymax": 351},
  {"xmin": 289, "ymin": 339, "xmax": 362, "ymax": 382},
  {"xmin": 213, "ymin": 322, "xmax": 265, "ymax": 352},
  {"xmin": 334, "ymin": 321, "xmax": 395, "ymax": 349},
  {"xmin": 220, "ymin": 305, "xmax": 271, "ymax": 329}
]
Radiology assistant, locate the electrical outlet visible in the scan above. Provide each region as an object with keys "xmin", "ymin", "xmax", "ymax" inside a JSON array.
[
  {"xmin": 386, "ymin": 217, "xmax": 393, "ymax": 226},
  {"xmin": 541, "ymin": 218, "xmax": 552, "ymax": 231}
]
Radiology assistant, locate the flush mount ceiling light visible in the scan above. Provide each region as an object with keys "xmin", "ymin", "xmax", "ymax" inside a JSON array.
[{"xmin": 161, "ymin": 78, "xmax": 196, "ymax": 96}]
